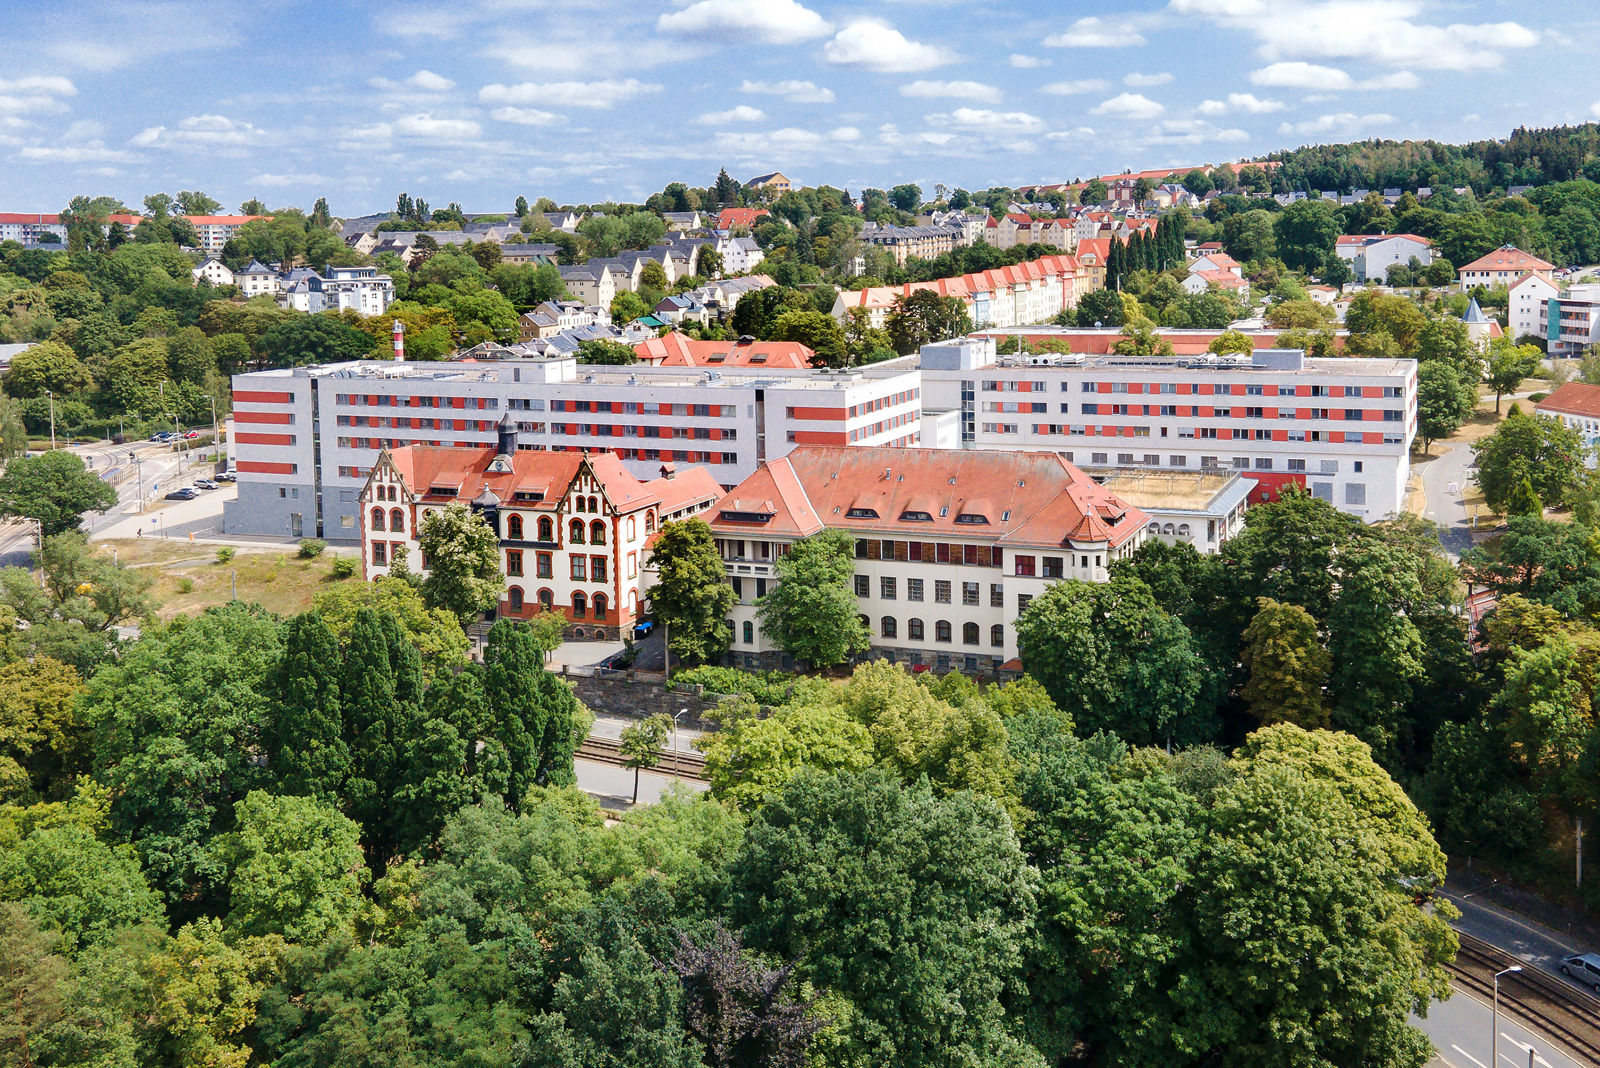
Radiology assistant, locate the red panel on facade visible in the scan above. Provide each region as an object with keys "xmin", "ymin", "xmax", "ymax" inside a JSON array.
[
  {"xmin": 237, "ymin": 460, "xmax": 298, "ymax": 474},
  {"xmin": 234, "ymin": 410, "xmax": 293, "ymax": 424},
  {"xmin": 1247, "ymin": 471, "xmax": 1308, "ymax": 503},
  {"xmin": 791, "ymin": 430, "xmax": 849, "ymax": 445},
  {"xmin": 788, "ymin": 406, "xmax": 847, "ymax": 421},
  {"xmin": 234, "ymin": 390, "xmax": 294, "ymax": 404},
  {"xmin": 234, "ymin": 432, "xmax": 294, "ymax": 446}
]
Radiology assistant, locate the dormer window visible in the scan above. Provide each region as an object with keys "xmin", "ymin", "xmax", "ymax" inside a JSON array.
[
  {"xmin": 954, "ymin": 513, "xmax": 990, "ymax": 525},
  {"xmin": 899, "ymin": 510, "xmax": 933, "ymax": 522},
  {"xmin": 845, "ymin": 507, "xmax": 879, "ymax": 519}
]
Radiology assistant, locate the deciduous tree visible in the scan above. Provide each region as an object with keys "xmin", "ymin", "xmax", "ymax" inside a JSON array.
[
  {"xmin": 757, "ymin": 529, "xmax": 869, "ymax": 669},
  {"xmin": 417, "ymin": 503, "xmax": 504, "ymax": 625},
  {"xmin": 647, "ymin": 518, "xmax": 734, "ymax": 668},
  {"xmin": 0, "ymin": 452, "xmax": 117, "ymax": 536},
  {"xmin": 1240, "ymin": 597, "xmax": 1330, "ymax": 727}
]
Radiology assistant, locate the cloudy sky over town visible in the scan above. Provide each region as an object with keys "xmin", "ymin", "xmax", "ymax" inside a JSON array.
[{"xmin": 1, "ymin": 0, "xmax": 1595, "ymax": 213}]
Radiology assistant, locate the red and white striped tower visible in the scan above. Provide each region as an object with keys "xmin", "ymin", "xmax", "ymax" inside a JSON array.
[{"xmin": 392, "ymin": 318, "xmax": 405, "ymax": 361}]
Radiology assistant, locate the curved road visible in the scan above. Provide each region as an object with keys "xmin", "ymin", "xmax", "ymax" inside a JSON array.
[{"xmin": 1419, "ymin": 439, "xmax": 1476, "ymax": 559}]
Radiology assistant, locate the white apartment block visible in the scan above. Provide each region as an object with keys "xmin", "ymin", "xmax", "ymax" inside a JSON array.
[
  {"xmin": 832, "ymin": 255, "xmax": 1084, "ymax": 331},
  {"xmin": 186, "ymin": 215, "xmax": 264, "ymax": 254},
  {"xmin": 223, "ymin": 356, "xmax": 925, "ymax": 540},
  {"xmin": 279, "ymin": 266, "xmax": 396, "ymax": 316},
  {"xmin": 710, "ymin": 446, "xmax": 1148, "ymax": 674},
  {"xmin": 1539, "ymin": 283, "xmax": 1600, "ymax": 358},
  {"xmin": 1333, "ymin": 234, "xmax": 1433, "ymax": 282},
  {"xmin": 1509, "ymin": 273, "xmax": 1559, "ymax": 342},
  {"xmin": 0, "ymin": 213, "xmax": 68, "ymax": 243},
  {"xmin": 916, "ymin": 338, "xmax": 1417, "ymax": 522}
]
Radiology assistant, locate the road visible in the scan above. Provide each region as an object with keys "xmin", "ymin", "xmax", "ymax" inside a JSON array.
[
  {"xmin": 1419, "ymin": 439, "xmax": 1476, "ymax": 558},
  {"xmin": 1443, "ymin": 886, "xmax": 1600, "ymax": 999},
  {"xmin": 574, "ymin": 756, "xmax": 708, "ymax": 808},
  {"xmin": 1416, "ymin": 988, "xmax": 1585, "ymax": 1068}
]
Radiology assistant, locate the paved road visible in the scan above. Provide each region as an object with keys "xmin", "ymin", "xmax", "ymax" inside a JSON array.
[
  {"xmin": 1419, "ymin": 440, "xmax": 1476, "ymax": 558},
  {"xmin": 1416, "ymin": 988, "xmax": 1585, "ymax": 1068},
  {"xmin": 1443, "ymin": 886, "xmax": 1600, "ymax": 998},
  {"xmin": 574, "ymin": 756, "xmax": 708, "ymax": 808}
]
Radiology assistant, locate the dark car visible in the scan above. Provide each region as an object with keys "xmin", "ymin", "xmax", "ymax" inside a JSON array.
[
  {"xmin": 164, "ymin": 487, "xmax": 200, "ymax": 501},
  {"xmin": 214, "ymin": 471, "xmax": 237, "ymax": 482},
  {"xmin": 149, "ymin": 433, "xmax": 170, "ymax": 443}
]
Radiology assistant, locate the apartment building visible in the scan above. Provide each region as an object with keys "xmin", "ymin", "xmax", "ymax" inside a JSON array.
[
  {"xmin": 709, "ymin": 446, "xmax": 1147, "ymax": 674},
  {"xmin": 1534, "ymin": 382, "xmax": 1600, "ymax": 457},
  {"xmin": 916, "ymin": 338, "xmax": 1416, "ymax": 521},
  {"xmin": 360, "ymin": 421, "xmax": 722, "ymax": 638},
  {"xmin": 279, "ymin": 265, "xmax": 395, "ymax": 316},
  {"xmin": 832, "ymin": 254, "xmax": 1085, "ymax": 330},
  {"xmin": 858, "ymin": 222, "xmax": 962, "ymax": 265},
  {"xmin": 185, "ymin": 215, "xmax": 265, "ymax": 254},
  {"xmin": 1509, "ymin": 273, "xmax": 1560, "ymax": 341},
  {"xmin": 1540, "ymin": 283, "xmax": 1600, "ymax": 358},
  {"xmin": 0, "ymin": 213, "xmax": 68, "ymax": 243},
  {"xmin": 1459, "ymin": 245, "xmax": 1555, "ymax": 291},
  {"xmin": 1333, "ymin": 233, "xmax": 1432, "ymax": 282},
  {"xmin": 224, "ymin": 356, "xmax": 924, "ymax": 540}
]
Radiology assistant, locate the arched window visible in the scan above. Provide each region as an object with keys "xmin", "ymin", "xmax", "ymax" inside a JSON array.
[
  {"xmin": 590, "ymin": 519, "xmax": 606, "ymax": 545},
  {"xmin": 908, "ymin": 618, "xmax": 924, "ymax": 641},
  {"xmin": 963, "ymin": 622, "xmax": 979, "ymax": 645},
  {"xmin": 1176, "ymin": 524, "xmax": 1191, "ymax": 537},
  {"xmin": 627, "ymin": 516, "xmax": 636, "ymax": 540},
  {"xmin": 592, "ymin": 593, "xmax": 608, "ymax": 620},
  {"xmin": 858, "ymin": 614, "xmax": 870, "ymax": 637},
  {"xmin": 936, "ymin": 620, "xmax": 952, "ymax": 643},
  {"xmin": 538, "ymin": 588, "xmax": 554, "ymax": 609},
  {"xmin": 508, "ymin": 585, "xmax": 524, "ymax": 611},
  {"xmin": 389, "ymin": 485, "xmax": 398, "ymax": 501},
  {"xmin": 587, "ymin": 496, "xmax": 598, "ymax": 513},
  {"xmin": 881, "ymin": 616, "xmax": 897, "ymax": 638},
  {"xmin": 572, "ymin": 592, "xmax": 587, "ymax": 618},
  {"xmin": 742, "ymin": 620, "xmax": 754, "ymax": 644},
  {"xmin": 645, "ymin": 510, "xmax": 656, "ymax": 533},
  {"xmin": 569, "ymin": 519, "xmax": 585, "ymax": 543},
  {"xmin": 573, "ymin": 497, "xmax": 586, "ymax": 514},
  {"xmin": 628, "ymin": 589, "xmax": 638, "ymax": 613},
  {"xmin": 390, "ymin": 508, "xmax": 404, "ymax": 533},
  {"xmin": 370, "ymin": 507, "xmax": 386, "ymax": 531},
  {"xmin": 538, "ymin": 516, "xmax": 553, "ymax": 541},
  {"xmin": 990, "ymin": 624, "xmax": 1004, "ymax": 648},
  {"xmin": 508, "ymin": 514, "xmax": 524, "ymax": 540}
]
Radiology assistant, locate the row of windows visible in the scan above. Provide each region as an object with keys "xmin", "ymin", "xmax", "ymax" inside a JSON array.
[
  {"xmin": 1022, "ymin": 425, "xmax": 1406, "ymax": 448},
  {"xmin": 551, "ymin": 401, "xmax": 734, "ymax": 417},
  {"xmin": 853, "ymin": 540, "xmax": 1005, "ymax": 568},
  {"xmin": 338, "ymin": 416, "xmax": 496, "ymax": 431},
  {"xmin": 506, "ymin": 587, "xmax": 610, "ymax": 619},
  {"xmin": 1078, "ymin": 403, "xmax": 1404, "ymax": 420},
  {"xmin": 336, "ymin": 394, "xmax": 500, "ymax": 409},
  {"xmin": 734, "ymin": 617, "xmax": 1006, "ymax": 648},
  {"xmin": 847, "ymin": 411, "xmax": 916, "ymax": 441}
]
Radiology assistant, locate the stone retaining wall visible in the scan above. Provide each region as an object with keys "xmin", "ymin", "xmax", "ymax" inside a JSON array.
[{"xmin": 560, "ymin": 670, "xmax": 724, "ymax": 731}]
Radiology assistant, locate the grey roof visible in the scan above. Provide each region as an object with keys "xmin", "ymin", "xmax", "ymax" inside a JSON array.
[
  {"xmin": 1463, "ymin": 298, "xmax": 1489, "ymax": 324},
  {"xmin": 241, "ymin": 259, "xmax": 274, "ymax": 274}
]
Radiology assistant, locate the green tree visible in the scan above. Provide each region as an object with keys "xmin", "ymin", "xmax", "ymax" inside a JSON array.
[
  {"xmin": 1319, "ymin": 251, "xmax": 1353, "ymax": 289},
  {"xmin": 732, "ymin": 770, "xmax": 1040, "ymax": 1068},
  {"xmin": 757, "ymin": 529, "xmax": 869, "ymax": 669},
  {"xmin": 0, "ymin": 657, "xmax": 83, "ymax": 803},
  {"xmin": 1112, "ymin": 319, "xmax": 1175, "ymax": 357},
  {"xmin": 210, "ymin": 790, "xmax": 368, "ymax": 943},
  {"xmin": 769, "ymin": 309, "xmax": 848, "ymax": 367},
  {"xmin": 884, "ymin": 289, "xmax": 971, "ymax": 354},
  {"xmin": 1240, "ymin": 597, "xmax": 1330, "ymax": 727},
  {"xmin": 1485, "ymin": 336, "xmax": 1541, "ymax": 414},
  {"xmin": 1506, "ymin": 476, "xmax": 1543, "ymax": 517},
  {"xmin": 1461, "ymin": 516, "xmax": 1600, "ymax": 618},
  {"xmin": 1273, "ymin": 199, "xmax": 1341, "ymax": 271},
  {"xmin": 484, "ymin": 618, "xmax": 582, "ymax": 797},
  {"xmin": 1015, "ymin": 575, "xmax": 1213, "ymax": 746},
  {"xmin": 1, "ymin": 342, "xmax": 95, "ymax": 399},
  {"xmin": 617, "ymin": 713, "xmax": 670, "ymax": 803},
  {"xmin": 1415, "ymin": 359, "xmax": 1474, "ymax": 453},
  {"xmin": 698, "ymin": 697, "xmax": 873, "ymax": 811},
  {"xmin": 610, "ymin": 289, "xmax": 651, "ymax": 324},
  {"xmin": 1326, "ymin": 543, "xmax": 1426, "ymax": 764},
  {"xmin": 646, "ymin": 518, "xmax": 734, "ymax": 668},
  {"xmin": 1207, "ymin": 329, "xmax": 1254, "ymax": 355},
  {"xmin": 266, "ymin": 612, "xmax": 348, "ymax": 797},
  {"xmin": 0, "ymin": 452, "xmax": 117, "ymax": 536},
  {"xmin": 1472, "ymin": 406, "xmax": 1585, "ymax": 514},
  {"xmin": 311, "ymin": 572, "xmax": 468, "ymax": 673},
  {"xmin": 1079, "ymin": 179, "xmax": 1108, "ymax": 204},
  {"xmin": 417, "ymin": 503, "xmax": 504, "ymax": 625},
  {"xmin": 257, "ymin": 313, "xmax": 372, "ymax": 368},
  {"xmin": 1074, "ymin": 287, "xmax": 1126, "ymax": 328},
  {"xmin": 575, "ymin": 339, "xmax": 637, "ymax": 365}
]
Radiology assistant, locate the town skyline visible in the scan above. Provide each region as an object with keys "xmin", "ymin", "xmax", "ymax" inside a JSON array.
[{"xmin": 2, "ymin": 0, "xmax": 1593, "ymax": 212}]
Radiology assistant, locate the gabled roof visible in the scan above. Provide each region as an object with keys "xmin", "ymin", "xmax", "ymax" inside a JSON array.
[
  {"xmin": 634, "ymin": 331, "xmax": 814, "ymax": 369},
  {"xmin": 1191, "ymin": 268, "xmax": 1248, "ymax": 289},
  {"xmin": 708, "ymin": 447, "xmax": 1146, "ymax": 549},
  {"xmin": 377, "ymin": 444, "xmax": 706, "ymax": 515},
  {"xmin": 1537, "ymin": 382, "xmax": 1600, "ymax": 421},
  {"xmin": 1459, "ymin": 245, "xmax": 1554, "ymax": 274},
  {"xmin": 717, "ymin": 207, "xmax": 769, "ymax": 229},
  {"xmin": 1509, "ymin": 271, "xmax": 1559, "ymax": 293}
]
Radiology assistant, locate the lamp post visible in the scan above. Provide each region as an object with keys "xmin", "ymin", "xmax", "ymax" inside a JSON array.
[
  {"xmin": 672, "ymin": 707, "xmax": 688, "ymax": 780},
  {"xmin": 1493, "ymin": 964, "xmax": 1522, "ymax": 1068},
  {"xmin": 128, "ymin": 451, "xmax": 142, "ymax": 512},
  {"xmin": 45, "ymin": 389, "xmax": 55, "ymax": 450},
  {"xmin": 206, "ymin": 395, "xmax": 219, "ymax": 458}
]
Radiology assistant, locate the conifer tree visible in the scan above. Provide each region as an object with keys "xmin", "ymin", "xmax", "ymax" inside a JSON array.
[
  {"xmin": 484, "ymin": 619, "xmax": 581, "ymax": 805},
  {"xmin": 341, "ymin": 608, "xmax": 400, "ymax": 863},
  {"xmin": 267, "ymin": 612, "xmax": 347, "ymax": 797}
]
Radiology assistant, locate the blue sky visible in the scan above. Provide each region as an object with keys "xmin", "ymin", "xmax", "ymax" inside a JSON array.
[{"xmin": 1, "ymin": 0, "xmax": 1596, "ymax": 215}]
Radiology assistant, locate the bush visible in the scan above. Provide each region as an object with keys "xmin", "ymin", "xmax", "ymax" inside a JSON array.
[
  {"xmin": 176, "ymin": 577, "xmax": 193, "ymax": 594},
  {"xmin": 330, "ymin": 557, "xmax": 356, "ymax": 579},
  {"xmin": 215, "ymin": 546, "xmax": 236, "ymax": 564},
  {"xmin": 1529, "ymin": 391, "xmax": 1549, "ymax": 403},
  {"xmin": 670, "ymin": 665, "xmax": 806, "ymax": 706},
  {"xmin": 297, "ymin": 539, "xmax": 326, "ymax": 559}
]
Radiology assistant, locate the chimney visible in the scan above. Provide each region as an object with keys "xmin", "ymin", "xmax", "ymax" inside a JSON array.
[{"xmin": 392, "ymin": 318, "xmax": 405, "ymax": 361}]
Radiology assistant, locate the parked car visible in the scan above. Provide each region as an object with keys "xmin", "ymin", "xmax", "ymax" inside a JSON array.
[
  {"xmin": 164, "ymin": 487, "xmax": 200, "ymax": 501},
  {"xmin": 149, "ymin": 432, "xmax": 171, "ymax": 443},
  {"xmin": 631, "ymin": 621, "xmax": 655, "ymax": 640},
  {"xmin": 193, "ymin": 478, "xmax": 219, "ymax": 490},
  {"xmin": 182, "ymin": 429, "xmax": 201, "ymax": 439},
  {"xmin": 214, "ymin": 471, "xmax": 237, "ymax": 482},
  {"xmin": 1560, "ymin": 953, "xmax": 1600, "ymax": 990}
]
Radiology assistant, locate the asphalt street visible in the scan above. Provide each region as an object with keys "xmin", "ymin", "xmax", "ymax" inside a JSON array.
[
  {"xmin": 1443, "ymin": 886, "xmax": 1600, "ymax": 999},
  {"xmin": 1415, "ymin": 988, "xmax": 1585, "ymax": 1068},
  {"xmin": 1418, "ymin": 439, "xmax": 1476, "ymax": 558}
]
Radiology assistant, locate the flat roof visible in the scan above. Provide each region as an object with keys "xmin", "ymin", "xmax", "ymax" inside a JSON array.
[
  {"xmin": 243, "ymin": 359, "xmax": 917, "ymax": 392},
  {"xmin": 1095, "ymin": 469, "xmax": 1253, "ymax": 511}
]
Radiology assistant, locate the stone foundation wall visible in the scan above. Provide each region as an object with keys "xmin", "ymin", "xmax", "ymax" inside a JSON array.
[{"xmin": 559, "ymin": 669, "xmax": 723, "ymax": 731}]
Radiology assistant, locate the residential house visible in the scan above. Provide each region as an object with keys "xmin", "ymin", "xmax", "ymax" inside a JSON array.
[
  {"xmin": 743, "ymin": 172, "xmax": 793, "ymax": 196},
  {"xmin": 237, "ymin": 260, "xmax": 279, "ymax": 298},
  {"xmin": 859, "ymin": 222, "xmax": 962, "ymax": 265},
  {"xmin": 717, "ymin": 207, "xmax": 770, "ymax": 230},
  {"xmin": 1333, "ymin": 233, "xmax": 1433, "ymax": 282},
  {"xmin": 277, "ymin": 265, "xmax": 395, "ymax": 316},
  {"xmin": 1540, "ymin": 283, "xmax": 1600, "ymax": 358},
  {"xmin": 1535, "ymin": 382, "xmax": 1600, "ymax": 458},
  {"xmin": 662, "ymin": 211, "xmax": 703, "ymax": 231},
  {"xmin": 832, "ymin": 254, "xmax": 1083, "ymax": 330},
  {"xmin": 557, "ymin": 264, "xmax": 617, "ymax": 309},
  {"xmin": 1189, "ymin": 251, "xmax": 1244, "ymax": 278},
  {"xmin": 716, "ymin": 234, "xmax": 764, "ymax": 274},
  {"xmin": 191, "ymin": 257, "xmax": 235, "ymax": 287},
  {"xmin": 653, "ymin": 294, "xmax": 710, "ymax": 326},
  {"xmin": 498, "ymin": 243, "xmax": 560, "ymax": 265},
  {"xmin": 1508, "ymin": 272, "xmax": 1560, "ymax": 341},
  {"xmin": 634, "ymin": 332, "xmax": 815, "ymax": 369},
  {"xmin": 1181, "ymin": 269, "xmax": 1249, "ymax": 298},
  {"xmin": 1459, "ymin": 245, "xmax": 1555, "ymax": 292}
]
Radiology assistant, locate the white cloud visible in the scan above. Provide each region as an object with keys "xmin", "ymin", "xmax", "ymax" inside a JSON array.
[
  {"xmin": 739, "ymin": 79, "xmax": 835, "ymax": 103},
  {"xmin": 1041, "ymin": 78, "xmax": 1110, "ymax": 96},
  {"xmin": 1124, "ymin": 71, "xmax": 1173, "ymax": 87},
  {"xmin": 1592, "ymin": 100, "xmax": 1600, "ymax": 120},
  {"xmin": 1363, "ymin": 70, "xmax": 1420, "ymax": 90},
  {"xmin": 657, "ymin": 0, "xmax": 831, "ymax": 43},
  {"xmin": 941, "ymin": 108, "xmax": 1044, "ymax": 132},
  {"xmin": 832, "ymin": 126, "xmax": 862, "ymax": 142},
  {"xmin": 1169, "ymin": 0, "xmax": 1538, "ymax": 71},
  {"xmin": 489, "ymin": 106, "xmax": 562, "ymax": 126},
  {"xmin": 1008, "ymin": 54, "xmax": 1048, "ymax": 68},
  {"xmin": 823, "ymin": 19, "xmax": 954, "ymax": 72},
  {"xmin": 249, "ymin": 171, "xmax": 331, "ymax": 187},
  {"xmin": 900, "ymin": 80, "xmax": 1003, "ymax": 104},
  {"xmin": 406, "ymin": 69, "xmax": 455, "ymax": 92},
  {"xmin": 393, "ymin": 113, "xmax": 482, "ymax": 139},
  {"xmin": 694, "ymin": 105, "xmax": 766, "ymax": 124},
  {"xmin": 480, "ymin": 78, "xmax": 662, "ymax": 109},
  {"xmin": 1249, "ymin": 61, "xmax": 1420, "ymax": 90},
  {"xmin": 19, "ymin": 141, "xmax": 137, "ymax": 164},
  {"xmin": 1196, "ymin": 91, "xmax": 1285, "ymax": 115},
  {"xmin": 1278, "ymin": 111, "xmax": 1395, "ymax": 136},
  {"xmin": 1090, "ymin": 92, "xmax": 1165, "ymax": 119},
  {"xmin": 1045, "ymin": 16, "xmax": 1148, "ymax": 47},
  {"xmin": 0, "ymin": 75, "xmax": 78, "ymax": 116},
  {"xmin": 130, "ymin": 113, "xmax": 264, "ymax": 150}
]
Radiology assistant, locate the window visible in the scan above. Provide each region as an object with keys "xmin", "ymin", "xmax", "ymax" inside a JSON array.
[
  {"xmin": 538, "ymin": 516, "xmax": 554, "ymax": 541},
  {"xmin": 935, "ymin": 580, "xmax": 951, "ymax": 604},
  {"xmin": 907, "ymin": 578, "xmax": 924, "ymax": 602},
  {"xmin": 854, "ymin": 575, "xmax": 870, "ymax": 597},
  {"xmin": 571, "ymin": 592, "xmax": 587, "ymax": 618},
  {"xmin": 909, "ymin": 618, "xmax": 925, "ymax": 641},
  {"xmin": 935, "ymin": 620, "xmax": 952, "ymax": 643},
  {"xmin": 962, "ymin": 582, "xmax": 979, "ymax": 606},
  {"xmin": 743, "ymin": 621, "xmax": 754, "ymax": 644},
  {"xmin": 1043, "ymin": 556, "xmax": 1063, "ymax": 578},
  {"xmin": 372, "ymin": 542, "xmax": 386, "ymax": 566},
  {"xmin": 990, "ymin": 583, "xmax": 1004, "ymax": 607},
  {"xmin": 627, "ymin": 516, "xmax": 636, "ymax": 540},
  {"xmin": 882, "ymin": 616, "xmax": 897, "ymax": 638},
  {"xmin": 507, "ymin": 550, "xmax": 523, "ymax": 577},
  {"xmin": 508, "ymin": 585, "xmax": 524, "ymax": 611},
  {"xmin": 1014, "ymin": 555, "xmax": 1036, "ymax": 576},
  {"xmin": 1017, "ymin": 594, "xmax": 1032, "ymax": 614},
  {"xmin": 1345, "ymin": 483, "xmax": 1366, "ymax": 506},
  {"xmin": 592, "ymin": 593, "xmax": 608, "ymax": 620},
  {"xmin": 538, "ymin": 588, "xmax": 554, "ymax": 609},
  {"xmin": 590, "ymin": 519, "xmax": 607, "ymax": 545},
  {"xmin": 536, "ymin": 552, "xmax": 552, "ymax": 579},
  {"xmin": 880, "ymin": 576, "xmax": 897, "ymax": 600},
  {"xmin": 1255, "ymin": 458, "xmax": 1273, "ymax": 470},
  {"xmin": 963, "ymin": 622, "xmax": 979, "ymax": 645},
  {"xmin": 571, "ymin": 556, "xmax": 586, "ymax": 580},
  {"xmin": 990, "ymin": 624, "xmax": 1004, "ymax": 648},
  {"xmin": 508, "ymin": 514, "xmax": 524, "ymax": 540},
  {"xmin": 646, "ymin": 511, "xmax": 656, "ymax": 533},
  {"xmin": 569, "ymin": 519, "xmax": 585, "ymax": 543},
  {"xmin": 1287, "ymin": 459, "xmax": 1306, "ymax": 472},
  {"xmin": 591, "ymin": 556, "xmax": 607, "ymax": 582},
  {"xmin": 370, "ymin": 507, "xmax": 386, "ymax": 531},
  {"xmin": 627, "ymin": 552, "xmax": 637, "ymax": 579}
]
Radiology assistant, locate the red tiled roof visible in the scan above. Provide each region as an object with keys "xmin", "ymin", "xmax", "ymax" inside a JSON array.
[
  {"xmin": 710, "ymin": 446, "xmax": 1147, "ymax": 549},
  {"xmin": 1536, "ymin": 382, "xmax": 1600, "ymax": 420},
  {"xmin": 718, "ymin": 208, "xmax": 769, "ymax": 229},
  {"xmin": 634, "ymin": 330, "xmax": 814, "ymax": 369},
  {"xmin": 183, "ymin": 215, "xmax": 265, "ymax": 225},
  {"xmin": 1509, "ymin": 271, "xmax": 1558, "ymax": 292},
  {"xmin": 1193, "ymin": 268, "xmax": 1248, "ymax": 289},
  {"xmin": 384, "ymin": 445, "xmax": 667, "ymax": 513},
  {"xmin": 1459, "ymin": 246, "xmax": 1555, "ymax": 274},
  {"xmin": 838, "ymin": 254, "xmax": 1080, "ymax": 311}
]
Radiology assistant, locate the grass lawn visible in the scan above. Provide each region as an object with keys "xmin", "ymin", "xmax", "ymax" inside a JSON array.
[{"xmin": 97, "ymin": 538, "xmax": 357, "ymax": 619}]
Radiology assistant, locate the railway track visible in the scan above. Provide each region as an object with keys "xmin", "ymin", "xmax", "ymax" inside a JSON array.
[
  {"xmin": 577, "ymin": 736, "xmax": 709, "ymax": 782},
  {"xmin": 1446, "ymin": 931, "xmax": 1600, "ymax": 1065}
]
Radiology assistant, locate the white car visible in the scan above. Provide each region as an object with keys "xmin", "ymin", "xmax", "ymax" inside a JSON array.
[{"xmin": 1559, "ymin": 953, "xmax": 1600, "ymax": 990}]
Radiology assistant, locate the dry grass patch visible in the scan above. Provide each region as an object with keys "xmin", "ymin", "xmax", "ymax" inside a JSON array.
[{"xmin": 95, "ymin": 538, "xmax": 357, "ymax": 619}]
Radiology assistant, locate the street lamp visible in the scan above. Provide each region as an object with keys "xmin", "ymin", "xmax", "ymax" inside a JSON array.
[
  {"xmin": 44, "ymin": 389, "xmax": 55, "ymax": 450},
  {"xmin": 206, "ymin": 395, "xmax": 219, "ymax": 465},
  {"xmin": 672, "ymin": 707, "xmax": 688, "ymax": 780},
  {"xmin": 128, "ymin": 451, "xmax": 142, "ymax": 512},
  {"xmin": 1493, "ymin": 964, "xmax": 1522, "ymax": 1068}
]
